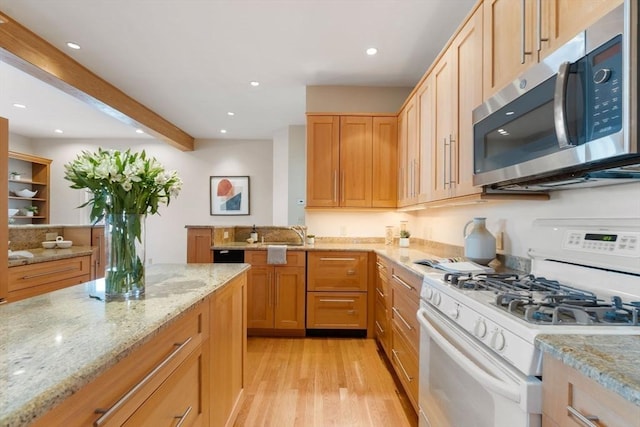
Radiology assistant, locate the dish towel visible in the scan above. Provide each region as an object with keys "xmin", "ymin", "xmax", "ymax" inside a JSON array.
[{"xmin": 267, "ymin": 245, "xmax": 287, "ymax": 265}]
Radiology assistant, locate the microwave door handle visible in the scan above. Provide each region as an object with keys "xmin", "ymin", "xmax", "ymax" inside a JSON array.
[
  {"xmin": 554, "ymin": 61, "xmax": 574, "ymax": 148},
  {"xmin": 417, "ymin": 308, "xmax": 522, "ymax": 403}
]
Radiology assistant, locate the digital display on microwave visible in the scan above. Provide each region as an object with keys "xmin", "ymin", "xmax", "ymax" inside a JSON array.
[{"xmin": 593, "ymin": 42, "xmax": 621, "ymax": 66}]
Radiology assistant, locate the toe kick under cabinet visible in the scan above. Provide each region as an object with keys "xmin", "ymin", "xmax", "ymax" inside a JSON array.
[{"xmin": 306, "ymin": 251, "xmax": 371, "ymax": 332}]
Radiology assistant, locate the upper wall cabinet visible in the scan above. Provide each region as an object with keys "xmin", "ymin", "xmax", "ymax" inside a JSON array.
[
  {"xmin": 397, "ymin": 98, "xmax": 418, "ymax": 207},
  {"xmin": 419, "ymin": 5, "xmax": 484, "ymax": 203},
  {"xmin": 307, "ymin": 115, "xmax": 397, "ymax": 209},
  {"xmin": 483, "ymin": 0, "xmax": 623, "ymax": 97}
]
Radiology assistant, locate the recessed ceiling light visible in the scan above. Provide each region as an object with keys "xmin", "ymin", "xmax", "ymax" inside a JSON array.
[
  {"xmin": 66, "ymin": 42, "xmax": 81, "ymax": 50},
  {"xmin": 366, "ymin": 47, "xmax": 378, "ymax": 56},
  {"xmin": 227, "ymin": 112, "xmax": 235, "ymax": 116},
  {"xmin": 220, "ymin": 129, "xmax": 227, "ymax": 134},
  {"xmin": 13, "ymin": 103, "xmax": 26, "ymax": 109},
  {"xmin": 250, "ymin": 81, "xmax": 260, "ymax": 87},
  {"xmin": 505, "ymin": 111, "xmax": 515, "ymax": 116},
  {"xmin": 135, "ymin": 129, "xmax": 144, "ymax": 134},
  {"xmin": 54, "ymin": 129, "xmax": 63, "ymax": 134}
]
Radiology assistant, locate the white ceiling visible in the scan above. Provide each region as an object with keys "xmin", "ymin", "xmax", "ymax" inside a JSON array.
[{"xmin": 0, "ymin": 0, "xmax": 476, "ymax": 142}]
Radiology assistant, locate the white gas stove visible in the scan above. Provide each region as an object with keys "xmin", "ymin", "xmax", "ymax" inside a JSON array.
[{"xmin": 417, "ymin": 218, "xmax": 640, "ymax": 427}]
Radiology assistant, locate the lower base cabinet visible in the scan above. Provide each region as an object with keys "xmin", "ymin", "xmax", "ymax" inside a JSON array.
[
  {"xmin": 542, "ymin": 353, "xmax": 640, "ymax": 427},
  {"xmin": 31, "ymin": 273, "xmax": 247, "ymax": 427}
]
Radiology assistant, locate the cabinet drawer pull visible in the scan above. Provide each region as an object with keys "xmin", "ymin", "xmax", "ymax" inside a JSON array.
[
  {"xmin": 22, "ymin": 266, "xmax": 77, "ymax": 280},
  {"xmin": 375, "ymin": 320, "xmax": 385, "ymax": 335},
  {"xmin": 375, "ymin": 287, "xmax": 385, "ymax": 299},
  {"xmin": 319, "ymin": 298, "xmax": 355, "ymax": 303},
  {"xmin": 174, "ymin": 406, "xmax": 193, "ymax": 427},
  {"xmin": 392, "ymin": 307, "xmax": 413, "ymax": 331},
  {"xmin": 567, "ymin": 405, "xmax": 600, "ymax": 427},
  {"xmin": 94, "ymin": 337, "xmax": 193, "ymax": 426},
  {"xmin": 391, "ymin": 349, "xmax": 413, "ymax": 382},
  {"xmin": 319, "ymin": 257, "xmax": 356, "ymax": 261},
  {"xmin": 376, "ymin": 262, "xmax": 386, "ymax": 270},
  {"xmin": 392, "ymin": 274, "xmax": 415, "ymax": 292}
]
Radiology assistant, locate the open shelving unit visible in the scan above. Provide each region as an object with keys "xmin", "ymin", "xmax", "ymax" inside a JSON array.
[{"xmin": 8, "ymin": 151, "xmax": 51, "ymax": 224}]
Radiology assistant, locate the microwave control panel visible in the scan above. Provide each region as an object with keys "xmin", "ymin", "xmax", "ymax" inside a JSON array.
[{"xmin": 587, "ymin": 35, "xmax": 623, "ymax": 141}]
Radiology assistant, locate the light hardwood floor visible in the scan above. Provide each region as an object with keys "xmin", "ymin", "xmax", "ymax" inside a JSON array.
[{"xmin": 234, "ymin": 337, "xmax": 418, "ymax": 427}]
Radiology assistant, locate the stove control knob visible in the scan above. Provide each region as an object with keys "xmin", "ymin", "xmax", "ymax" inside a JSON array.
[
  {"xmin": 425, "ymin": 287, "xmax": 434, "ymax": 300},
  {"xmin": 474, "ymin": 319, "xmax": 487, "ymax": 338},
  {"xmin": 492, "ymin": 330, "xmax": 506, "ymax": 351},
  {"xmin": 432, "ymin": 292, "xmax": 442, "ymax": 307},
  {"xmin": 448, "ymin": 304, "xmax": 460, "ymax": 319}
]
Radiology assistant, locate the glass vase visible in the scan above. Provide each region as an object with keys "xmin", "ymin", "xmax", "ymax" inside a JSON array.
[{"xmin": 104, "ymin": 213, "xmax": 146, "ymax": 299}]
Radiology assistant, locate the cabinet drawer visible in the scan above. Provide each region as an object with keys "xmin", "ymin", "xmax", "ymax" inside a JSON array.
[
  {"xmin": 244, "ymin": 250, "xmax": 306, "ymax": 267},
  {"xmin": 391, "ymin": 322, "xmax": 419, "ymax": 411},
  {"xmin": 32, "ymin": 302, "xmax": 208, "ymax": 427},
  {"xmin": 307, "ymin": 292, "xmax": 367, "ymax": 329},
  {"xmin": 123, "ymin": 347, "xmax": 204, "ymax": 427},
  {"xmin": 391, "ymin": 286, "xmax": 420, "ymax": 354},
  {"xmin": 307, "ymin": 251, "xmax": 368, "ymax": 291},
  {"xmin": 390, "ymin": 264, "xmax": 421, "ymax": 303},
  {"xmin": 374, "ymin": 298, "xmax": 390, "ymax": 354},
  {"xmin": 9, "ymin": 256, "xmax": 91, "ymax": 292}
]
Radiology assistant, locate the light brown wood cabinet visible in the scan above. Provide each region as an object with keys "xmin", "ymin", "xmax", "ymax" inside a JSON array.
[
  {"xmin": 483, "ymin": 0, "xmax": 622, "ymax": 98},
  {"xmin": 8, "ymin": 256, "xmax": 92, "ymax": 302},
  {"xmin": 31, "ymin": 272, "xmax": 247, "ymax": 427},
  {"xmin": 306, "ymin": 251, "xmax": 370, "ymax": 330},
  {"xmin": 186, "ymin": 227, "xmax": 213, "ymax": 263},
  {"xmin": 424, "ymin": 5, "xmax": 483, "ymax": 203},
  {"xmin": 8, "ymin": 151, "xmax": 51, "ymax": 224},
  {"xmin": 32, "ymin": 299, "xmax": 210, "ymax": 427},
  {"xmin": 397, "ymin": 97, "xmax": 419, "ymax": 207},
  {"xmin": 245, "ymin": 250, "xmax": 306, "ymax": 335},
  {"xmin": 62, "ymin": 226, "xmax": 106, "ymax": 280},
  {"xmin": 374, "ymin": 255, "xmax": 392, "ymax": 358},
  {"xmin": 306, "ymin": 114, "xmax": 397, "ymax": 208},
  {"xmin": 542, "ymin": 353, "xmax": 640, "ymax": 427},
  {"xmin": 389, "ymin": 262, "xmax": 421, "ymax": 413}
]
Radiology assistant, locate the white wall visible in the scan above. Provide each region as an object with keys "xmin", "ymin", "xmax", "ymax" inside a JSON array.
[
  {"xmin": 14, "ymin": 135, "xmax": 273, "ymax": 264},
  {"xmin": 272, "ymin": 128, "xmax": 289, "ymax": 225},
  {"xmin": 288, "ymin": 125, "xmax": 306, "ymax": 225}
]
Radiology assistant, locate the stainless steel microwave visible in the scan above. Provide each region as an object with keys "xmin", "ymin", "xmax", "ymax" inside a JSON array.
[{"xmin": 472, "ymin": 2, "xmax": 640, "ymax": 191}]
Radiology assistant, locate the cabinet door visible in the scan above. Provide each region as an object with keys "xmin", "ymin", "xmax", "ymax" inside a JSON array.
[
  {"xmin": 432, "ymin": 50, "xmax": 455, "ymax": 201},
  {"xmin": 247, "ymin": 265, "xmax": 274, "ymax": 329},
  {"xmin": 451, "ymin": 5, "xmax": 483, "ymax": 198},
  {"xmin": 340, "ymin": 116, "xmax": 373, "ymax": 207},
  {"xmin": 417, "ymin": 75, "xmax": 435, "ymax": 203},
  {"xmin": 406, "ymin": 97, "xmax": 419, "ymax": 205},
  {"xmin": 186, "ymin": 228, "xmax": 213, "ymax": 263},
  {"xmin": 306, "ymin": 116, "xmax": 340, "ymax": 207},
  {"xmin": 273, "ymin": 266, "xmax": 306, "ymax": 330},
  {"xmin": 544, "ymin": 0, "xmax": 622, "ymax": 59},
  {"xmin": 397, "ymin": 107, "xmax": 409, "ymax": 206},
  {"xmin": 483, "ymin": 0, "xmax": 536, "ymax": 97},
  {"xmin": 371, "ymin": 116, "xmax": 397, "ymax": 208},
  {"xmin": 92, "ymin": 227, "xmax": 106, "ymax": 279}
]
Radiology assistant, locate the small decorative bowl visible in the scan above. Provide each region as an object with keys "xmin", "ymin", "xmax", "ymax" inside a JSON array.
[
  {"xmin": 56, "ymin": 240, "xmax": 73, "ymax": 249},
  {"xmin": 15, "ymin": 189, "xmax": 37, "ymax": 198},
  {"xmin": 42, "ymin": 241, "xmax": 57, "ymax": 249}
]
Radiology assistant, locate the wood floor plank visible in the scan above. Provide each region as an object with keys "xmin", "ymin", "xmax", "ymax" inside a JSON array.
[{"xmin": 234, "ymin": 337, "xmax": 417, "ymax": 427}]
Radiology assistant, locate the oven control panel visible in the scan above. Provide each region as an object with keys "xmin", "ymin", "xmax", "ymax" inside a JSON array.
[{"xmin": 562, "ymin": 229, "xmax": 640, "ymax": 256}]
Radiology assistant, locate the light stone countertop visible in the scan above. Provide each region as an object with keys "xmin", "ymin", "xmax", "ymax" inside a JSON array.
[
  {"xmin": 8, "ymin": 246, "xmax": 95, "ymax": 267},
  {"xmin": 0, "ymin": 263, "xmax": 250, "ymax": 427},
  {"xmin": 536, "ymin": 334, "xmax": 640, "ymax": 406}
]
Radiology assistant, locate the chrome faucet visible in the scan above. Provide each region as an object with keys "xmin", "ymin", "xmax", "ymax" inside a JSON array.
[{"xmin": 289, "ymin": 225, "xmax": 306, "ymax": 245}]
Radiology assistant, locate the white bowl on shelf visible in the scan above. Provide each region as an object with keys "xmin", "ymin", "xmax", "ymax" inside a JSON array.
[
  {"xmin": 42, "ymin": 241, "xmax": 57, "ymax": 249},
  {"xmin": 15, "ymin": 189, "xmax": 37, "ymax": 198},
  {"xmin": 8, "ymin": 208, "xmax": 19, "ymax": 217},
  {"xmin": 56, "ymin": 240, "xmax": 73, "ymax": 249}
]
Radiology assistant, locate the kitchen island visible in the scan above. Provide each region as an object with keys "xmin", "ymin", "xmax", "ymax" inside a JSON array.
[{"xmin": 0, "ymin": 263, "xmax": 249, "ymax": 427}]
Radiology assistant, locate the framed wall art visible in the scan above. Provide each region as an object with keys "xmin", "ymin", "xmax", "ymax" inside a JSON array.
[{"xmin": 210, "ymin": 176, "xmax": 250, "ymax": 215}]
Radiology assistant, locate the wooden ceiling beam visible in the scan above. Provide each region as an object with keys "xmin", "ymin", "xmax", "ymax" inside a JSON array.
[{"xmin": 0, "ymin": 11, "xmax": 194, "ymax": 151}]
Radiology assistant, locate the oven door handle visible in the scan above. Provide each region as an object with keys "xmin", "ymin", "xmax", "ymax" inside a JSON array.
[{"xmin": 417, "ymin": 307, "xmax": 521, "ymax": 403}]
